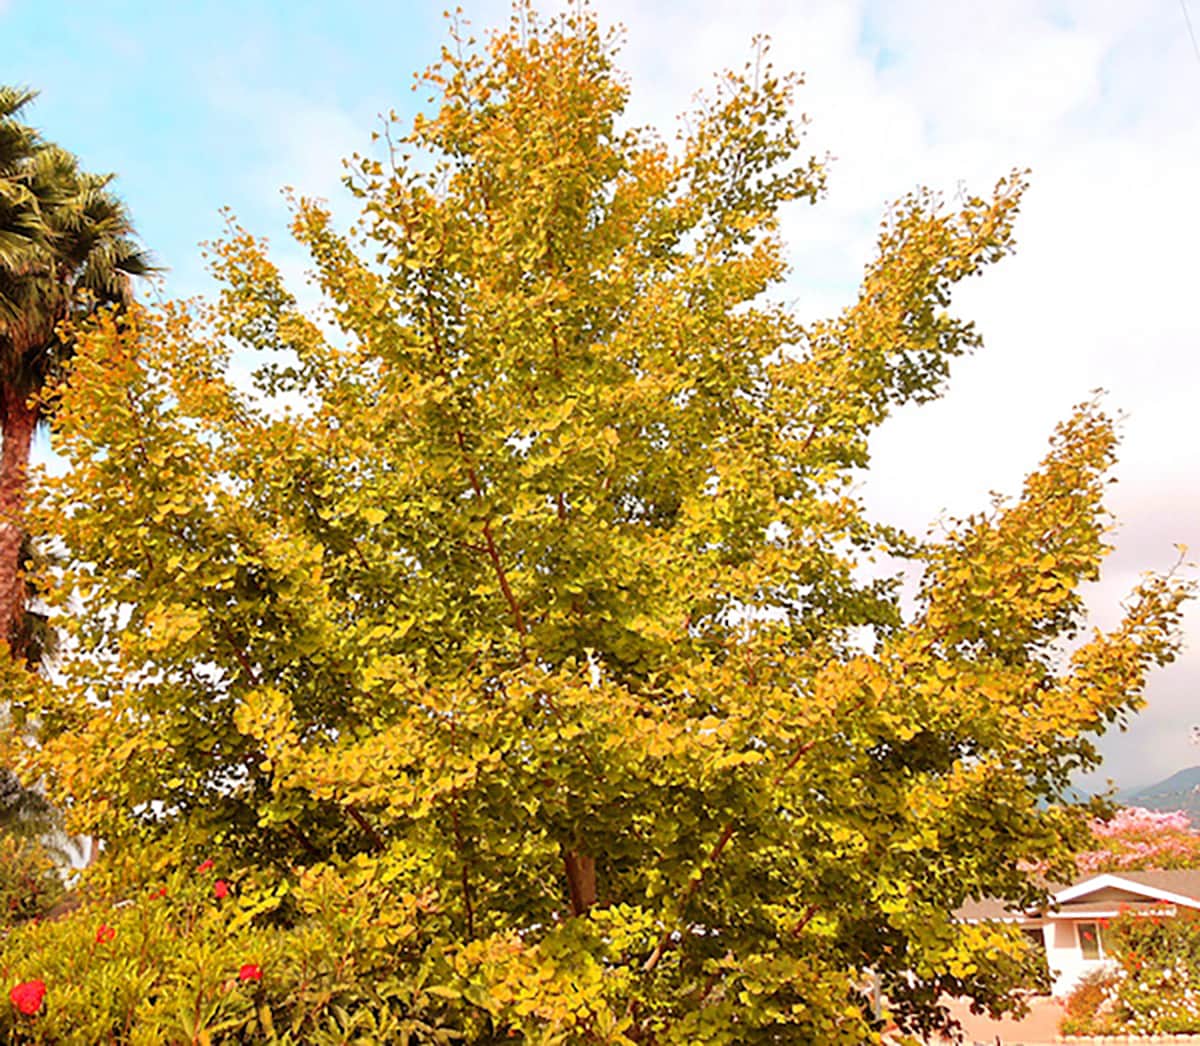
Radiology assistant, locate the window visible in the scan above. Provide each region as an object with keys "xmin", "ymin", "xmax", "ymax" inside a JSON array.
[{"xmin": 1077, "ymin": 921, "xmax": 1103, "ymax": 961}]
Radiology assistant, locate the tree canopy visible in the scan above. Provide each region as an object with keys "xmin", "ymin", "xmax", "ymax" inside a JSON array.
[{"xmin": 0, "ymin": 7, "xmax": 1191, "ymax": 1043}]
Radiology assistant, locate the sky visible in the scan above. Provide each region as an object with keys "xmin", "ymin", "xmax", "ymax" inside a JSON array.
[{"xmin": 2, "ymin": 1, "xmax": 1197, "ymax": 790}]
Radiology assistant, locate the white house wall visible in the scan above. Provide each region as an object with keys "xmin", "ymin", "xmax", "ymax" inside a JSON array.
[{"xmin": 1045, "ymin": 920, "xmax": 1111, "ymax": 996}]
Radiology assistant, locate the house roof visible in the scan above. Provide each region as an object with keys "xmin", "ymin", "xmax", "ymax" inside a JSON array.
[
  {"xmin": 955, "ymin": 869, "xmax": 1200, "ymax": 923},
  {"xmin": 1055, "ymin": 870, "xmax": 1200, "ymax": 909},
  {"xmin": 1096, "ymin": 869, "xmax": 1200, "ymax": 899},
  {"xmin": 956, "ymin": 896, "xmax": 1028, "ymax": 922},
  {"xmin": 1051, "ymin": 900, "xmax": 1176, "ymax": 917}
]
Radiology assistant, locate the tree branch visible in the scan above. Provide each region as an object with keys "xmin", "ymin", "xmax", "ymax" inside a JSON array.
[
  {"xmin": 219, "ymin": 623, "xmax": 261, "ymax": 686},
  {"xmin": 346, "ymin": 803, "xmax": 385, "ymax": 852},
  {"xmin": 641, "ymin": 730, "xmax": 828, "ymax": 974},
  {"xmin": 450, "ymin": 799, "xmax": 476, "ymax": 938}
]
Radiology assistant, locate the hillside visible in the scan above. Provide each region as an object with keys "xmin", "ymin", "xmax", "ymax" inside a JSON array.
[{"xmin": 1118, "ymin": 766, "xmax": 1200, "ymax": 819}]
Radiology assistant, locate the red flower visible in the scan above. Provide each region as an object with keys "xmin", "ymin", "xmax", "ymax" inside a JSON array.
[
  {"xmin": 95, "ymin": 924, "xmax": 116, "ymax": 945},
  {"xmin": 9, "ymin": 980, "xmax": 46, "ymax": 1016},
  {"xmin": 197, "ymin": 859, "xmax": 214, "ymax": 874},
  {"xmin": 238, "ymin": 963, "xmax": 262, "ymax": 983},
  {"xmin": 214, "ymin": 880, "xmax": 230, "ymax": 899},
  {"xmin": 150, "ymin": 886, "xmax": 167, "ymax": 900}
]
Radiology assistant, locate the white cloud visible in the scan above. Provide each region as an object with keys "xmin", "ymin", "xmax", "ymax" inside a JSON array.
[
  {"xmin": 587, "ymin": 0, "xmax": 1200, "ymax": 789},
  {"xmin": 201, "ymin": 78, "xmax": 365, "ymax": 212}
]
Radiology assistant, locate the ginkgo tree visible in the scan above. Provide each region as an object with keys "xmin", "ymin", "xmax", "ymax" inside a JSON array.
[{"xmin": 0, "ymin": 5, "xmax": 1191, "ymax": 1043}]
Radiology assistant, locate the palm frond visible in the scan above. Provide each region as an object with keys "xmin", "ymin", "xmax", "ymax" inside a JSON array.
[
  {"xmin": 0, "ymin": 101, "xmax": 153, "ymax": 400},
  {"xmin": 0, "ymin": 767, "xmax": 55, "ymax": 838},
  {"xmin": 14, "ymin": 532, "xmax": 61, "ymax": 670},
  {"xmin": 0, "ymin": 87, "xmax": 39, "ymax": 177},
  {"xmin": 0, "ymin": 86, "xmax": 38, "ymax": 122},
  {"xmin": 0, "ymin": 226, "xmax": 40, "ymax": 266}
]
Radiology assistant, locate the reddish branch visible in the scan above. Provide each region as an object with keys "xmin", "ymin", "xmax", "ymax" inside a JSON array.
[
  {"xmin": 641, "ymin": 735, "xmax": 822, "ymax": 974},
  {"xmin": 424, "ymin": 297, "xmax": 599, "ymax": 917},
  {"xmin": 219, "ymin": 624, "xmax": 261, "ymax": 685},
  {"xmin": 286, "ymin": 823, "xmax": 323, "ymax": 860},
  {"xmin": 424, "ymin": 302, "xmax": 530, "ymax": 649},
  {"xmin": 791, "ymin": 902, "xmax": 820, "ymax": 937},
  {"xmin": 450, "ymin": 801, "xmax": 476, "ymax": 938},
  {"xmin": 641, "ymin": 820, "xmax": 737, "ymax": 974},
  {"xmin": 483, "ymin": 520, "xmax": 528, "ymax": 637},
  {"xmin": 347, "ymin": 803, "xmax": 385, "ymax": 852},
  {"xmin": 451, "ymin": 428, "xmax": 528, "ymax": 641}
]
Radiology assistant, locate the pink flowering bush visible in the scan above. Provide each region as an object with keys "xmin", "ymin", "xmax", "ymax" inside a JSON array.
[{"xmin": 1075, "ymin": 807, "xmax": 1200, "ymax": 873}]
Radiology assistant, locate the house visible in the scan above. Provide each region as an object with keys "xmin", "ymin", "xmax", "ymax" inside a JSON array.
[{"xmin": 957, "ymin": 869, "xmax": 1200, "ymax": 996}]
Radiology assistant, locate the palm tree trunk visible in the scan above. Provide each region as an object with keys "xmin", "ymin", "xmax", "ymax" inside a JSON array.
[{"xmin": 0, "ymin": 383, "xmax": 36, "ymax": 654}]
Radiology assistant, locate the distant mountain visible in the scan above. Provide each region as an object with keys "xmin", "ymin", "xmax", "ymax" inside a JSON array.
[{"xmin": 1117, "ymin": 766, "xmax": 1200, "ymax": 819}]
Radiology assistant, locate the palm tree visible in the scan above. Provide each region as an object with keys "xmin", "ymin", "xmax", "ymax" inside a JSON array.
[
  {"xmin": 0, "ymin": 90, "xmax": 148, "ymax": 900},
  {"xmin": 0, "ymin": 87, "xmax": 45, "ymax": 279},
  {"xmin": 0, "ymin": 87, "xmax": 153, "ymax": 653}
]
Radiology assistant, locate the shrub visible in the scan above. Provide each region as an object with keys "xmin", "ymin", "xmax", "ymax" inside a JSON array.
[
  {"xmin": 1060, "ymin": 966, "xmax": 1121, "ymax": 1035},
  {"xmin": 1060, "ymin": 910, "xmax": 1200, "ymax": 1035},
  {"xmin": 0, "ymin": 852, "xmax": 468, "ymax": 1045},
  {"xmin": 0, "ymin": 835, "xmax": 65, "ymax": 929}
]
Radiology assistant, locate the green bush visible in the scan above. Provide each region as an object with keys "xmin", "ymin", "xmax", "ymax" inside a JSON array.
[
  {"xmin": 0, "ymin": 835, "xmax": 65, "ymax": 929},
  {"xmin": 0, "ymin": 852, "xmax": 471, "ymax": 1045},
  {"xmin": 1060, "ymin": 909, "xmax": 1200, "ymax": 1035}
]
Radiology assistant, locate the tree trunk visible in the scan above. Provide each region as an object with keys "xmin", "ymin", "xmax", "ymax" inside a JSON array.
[
  {"xmin": 0, "ymin": 383, "xmax": 37, "ymax": 656},
  {"xmin": 563, "ymin": 848, "xmax": 597, "ymax": 916}
]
